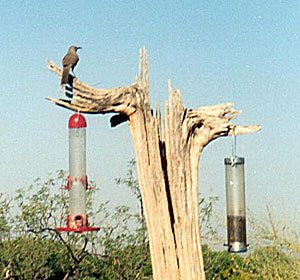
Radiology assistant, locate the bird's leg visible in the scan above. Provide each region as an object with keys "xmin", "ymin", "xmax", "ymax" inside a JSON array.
[{"xmin": 71, "ymin": 68, "xmax": 77, "ymax": 78}]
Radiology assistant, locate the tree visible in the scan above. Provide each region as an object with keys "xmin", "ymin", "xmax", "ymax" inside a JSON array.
[{"xmin": 47, "ymin": 47, "xmax": 260, "ymax": 280}]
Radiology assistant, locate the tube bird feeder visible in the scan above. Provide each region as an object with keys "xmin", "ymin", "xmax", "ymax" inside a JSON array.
[
  {"xmin": 56, "ymin": 113, "xmax": 100, "ymax": 233},
  {"xmin": 224, "ymin": 135, "xmax": 247, "ymax": 253}
]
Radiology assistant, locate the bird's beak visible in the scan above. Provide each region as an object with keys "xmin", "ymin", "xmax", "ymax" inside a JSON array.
[{"xmin": 77, "ymin": 47, "xmax": 82, "ymax": 50}]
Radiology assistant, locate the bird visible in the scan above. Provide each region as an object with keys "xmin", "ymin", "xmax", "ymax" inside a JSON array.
[{"xmin": 61, "ymin": 46, "xmax": 81, "ymax": 86}]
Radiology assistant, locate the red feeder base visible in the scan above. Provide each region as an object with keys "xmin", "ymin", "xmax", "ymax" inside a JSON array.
[
  {"xmin": 56, "ymin": 215, "xmax": 100, "ymax": 233},
  {"xmin": 56, "ymin": 226, "xmax": 100, "ymax": 233}
]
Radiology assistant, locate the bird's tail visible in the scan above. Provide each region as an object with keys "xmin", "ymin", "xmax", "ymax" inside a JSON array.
[{"xmin": 61, "ymin": 65, "xmax": 71, "ymax": 85}]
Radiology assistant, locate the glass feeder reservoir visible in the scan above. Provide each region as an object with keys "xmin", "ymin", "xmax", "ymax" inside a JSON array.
[{"xmin": 224, "ymin": 156, "xmax": 247, "ymax": 253}]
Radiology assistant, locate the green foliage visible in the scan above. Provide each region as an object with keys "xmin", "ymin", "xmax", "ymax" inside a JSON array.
[
  {"xmin": 203, "ymin": 245, "xmax": 300, "ymax": 280},
  {"xmin": 199, "ymin": 195, "xmax": 218, "ymax": 237},
  {"xmin": 0, "ymin": 236, "xmax": 104, "ymax": 280},
  {"xmin": 97, "ymin": 238, "xmax": 151, "ymax": 280},
  {"xmin": 0, "ymin": 237, "xmax": 71, "ymax": 279},
  {"xmin": 203, "ymin": 245, "xmax": 247, "ymax": 280},
  {"xmin": 115, "ymin": 159, "xmax": 140, "ymax": 203},
  {"xmin": 0, "ymin": 194, "xmax": 11, "ymax": 240},
  {"xmin": 0, "ymin": 171, "xmax": 102, "ymax": 279},
  {"xmin": 13, "ymin": 171, "xmax": 68, "ymax": 237},
  {"xmin": 244, "ymin": 247, "xmax": 300, "ymax": 279},
  {"xmin": 0, "ymin": 163, "xmax": 299, "ymax": 279},
  {"xmin": 0, "ymin": 167, "xmax": 152, "ymax": 279},
  {"xmin": 95, "ymin": 199, "xmax": 151, "ymax": 279}
]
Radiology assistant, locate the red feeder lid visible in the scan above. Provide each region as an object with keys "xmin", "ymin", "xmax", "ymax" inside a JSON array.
[{"xmin": 69, "ymin": 113, "xmax": 87, "ymax": 128}]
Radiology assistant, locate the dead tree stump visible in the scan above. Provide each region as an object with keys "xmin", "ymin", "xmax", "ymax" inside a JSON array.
[{"xmin": 47, "ymin": 47, "xmax": 260, "ymax": 280}]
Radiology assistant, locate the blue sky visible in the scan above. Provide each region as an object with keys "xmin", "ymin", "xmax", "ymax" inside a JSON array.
[{"xmin": 1, "ymin": 1, "xmax": 300, "ymax": 233}]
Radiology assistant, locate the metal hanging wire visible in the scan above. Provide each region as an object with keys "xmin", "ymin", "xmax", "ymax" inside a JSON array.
[{"xmin": 231, "ymin": 127, "xmax": 237, "ymax": 166}]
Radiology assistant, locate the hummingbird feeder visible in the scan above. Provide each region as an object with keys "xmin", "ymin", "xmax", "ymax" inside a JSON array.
[{"xmin": 56, "ymin": 113, "xmax": 100, "ymax": 233}]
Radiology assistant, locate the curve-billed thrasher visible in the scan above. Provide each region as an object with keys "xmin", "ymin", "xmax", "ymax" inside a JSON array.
[{"xmin": 61, "ymin": 46, "xmax": 81, "ymax": 85}]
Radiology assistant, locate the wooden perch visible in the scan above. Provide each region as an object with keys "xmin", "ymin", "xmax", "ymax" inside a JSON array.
[
  {"xmin": 47, "ymin": 60, "xmax": 139, "ymax": 115},
  {"xmin": 47, "ymin": 59, "xmax": 260, "ymax": 136},
  {"xmin": 47, "ymin": 48, "xmax": 260, "ymax": 280}
]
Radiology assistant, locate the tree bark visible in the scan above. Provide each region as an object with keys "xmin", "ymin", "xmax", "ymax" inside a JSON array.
[{"xmin": 47, "ymin": 47, "xmax": 260, "ymax": 280}]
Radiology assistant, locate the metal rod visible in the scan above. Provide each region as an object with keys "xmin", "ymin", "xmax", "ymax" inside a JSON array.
[{"xmin": 232, "ymin": 133, "xmax": 237, "ymax": 159}]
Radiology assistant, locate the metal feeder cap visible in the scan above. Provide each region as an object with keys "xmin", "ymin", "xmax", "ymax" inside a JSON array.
[{"xmin": 224, "ymin": 157, "xmax": 245, "ymax": 165}]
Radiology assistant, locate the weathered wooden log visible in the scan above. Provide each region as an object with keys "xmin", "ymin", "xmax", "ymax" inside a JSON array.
[{"xmin": 47, "ymin": 47, "xmax": 260, "ymax": 280}]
